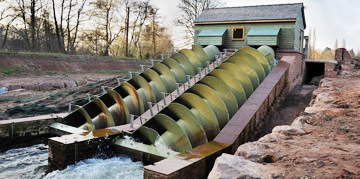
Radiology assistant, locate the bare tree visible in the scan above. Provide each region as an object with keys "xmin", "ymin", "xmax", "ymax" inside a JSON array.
[
  {"xmin": 124, "ymin": 1, "xmax": 130, "ymax": 57},
  {"xmin": 129, "ymin": 1, "xmax": 151, "ymax": 58},
  {"xmin": 51, "ymin": 0, "xmax": 65, "ymax": 52},
  {"xmin": 0, "ymin": 2, "xmax": 17, "ymax": 48},
  {"xmin": 91, "ymin": 0, "xmax": 121, "ymax": 56},
  {"xmin": 149, "ymin": 7, "xmax": 158, "ymax": 57},
  {"xmin": 175, "ymin": 0, "xmax": 223, "ymax": 43}
]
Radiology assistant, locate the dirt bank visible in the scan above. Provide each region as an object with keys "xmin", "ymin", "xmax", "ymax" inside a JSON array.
[
  {"xmin": 0, "ymin": 52, "xmax": 148, "ymax": 73},
  {"xmin": 0, "ymin": 52, "xmax": 150, "ymax": 119},
  {"xmin": 209, "ymin": 71, "xmax": 360, "ymax": 178}
]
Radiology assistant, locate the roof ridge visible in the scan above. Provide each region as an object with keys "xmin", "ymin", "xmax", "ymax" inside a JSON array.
[{"xmin": 203, "ymin": 3, "xmax": 303, "ymax": 11}]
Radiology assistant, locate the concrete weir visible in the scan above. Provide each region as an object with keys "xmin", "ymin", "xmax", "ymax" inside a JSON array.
[
  {"xmin": 47, "ymin": 45, "xmax": 291, "ymax": 178},
  {"xmin": 0, "ymin": 113, "xmax": 67, "ymax": 151}
]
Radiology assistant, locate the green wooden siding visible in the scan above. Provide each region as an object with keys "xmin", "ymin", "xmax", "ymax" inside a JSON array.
[
  {"xmin": 294, "ymin": 10, "xmax": 305, "ymax": 53},
  {"xmin": 197, "ymin": 36, "xmax": 224, "ymax": 46},
  {"xmin": 194, "ymin": 22, "xmax": 296, "ymax": 50},
  {"xmin": 247, "ymin": 36, "xmax": 278, "ymax": 46}
]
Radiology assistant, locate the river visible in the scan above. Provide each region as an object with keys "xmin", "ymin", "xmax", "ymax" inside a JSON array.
[{"xmin": 0, "ymin": 144, "xmax": 144, "ymax": 179}]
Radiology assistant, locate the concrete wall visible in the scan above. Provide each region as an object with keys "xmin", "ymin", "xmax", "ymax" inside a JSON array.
[
  {"xmin": 0, "ymin": 113, "xmax": 66, "ymax": 151},
  {"xmin": 276, "ymin": 50, "xmax": 304, "ymax": 91}
]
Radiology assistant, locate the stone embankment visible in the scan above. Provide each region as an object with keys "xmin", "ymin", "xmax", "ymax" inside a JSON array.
[{"xmin": 209, "ymin": 71, "xmax": 360, "ymax": 178}]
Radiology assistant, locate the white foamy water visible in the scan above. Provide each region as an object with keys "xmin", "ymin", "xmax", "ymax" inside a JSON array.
[
  {"xmin": 0, "ymin": 144, "xmax": 144, "ymax": 179},
  {"xmin": 45, "ymin": 156, "xmax": 143, "ymax": 179}
]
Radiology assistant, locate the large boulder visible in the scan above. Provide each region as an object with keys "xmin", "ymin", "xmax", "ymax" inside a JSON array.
[
  {"xmin": 208, "ymin": 153, "xmax": 275, "ymax": 179},
  {"xmin": 272, "ymin": 125, "xmax": 305, "ymax": 136},
  {"xmin": 235, "ymin": 141, "xmax": 276, "ymax": 163}
]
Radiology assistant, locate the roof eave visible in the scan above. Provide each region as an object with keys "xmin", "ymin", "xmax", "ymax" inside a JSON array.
[{"xmin": 194, "ymin": 19, "xmax": 297, "ymax": 25}]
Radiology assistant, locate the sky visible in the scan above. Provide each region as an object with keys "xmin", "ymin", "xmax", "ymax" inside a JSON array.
[{"xmin": 152, "ymin": 0, "xmax": 360, "ymax": 51}]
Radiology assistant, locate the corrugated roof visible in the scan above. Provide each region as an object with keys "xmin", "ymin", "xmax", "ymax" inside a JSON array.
[
  {"xmin": 198, "ymin": 29, "xmax": 227, "ymax": 37},
  {"xmin": 247, "ymin": 28, "xmax": 280, "ymax": 36},
  {"xmin": 194, "ymin": 3, "xmax": 304, "ymax": 23}
]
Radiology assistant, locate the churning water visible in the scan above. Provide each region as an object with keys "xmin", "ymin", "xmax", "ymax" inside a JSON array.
[{"xmin": 0, "ymin": 144, "xmax": 144, "ymax": 179}]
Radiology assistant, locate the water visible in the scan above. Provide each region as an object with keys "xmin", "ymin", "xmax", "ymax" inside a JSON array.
[{"xmin": 0, "ymin": 144, "xmax": 144, "ymax": 179}]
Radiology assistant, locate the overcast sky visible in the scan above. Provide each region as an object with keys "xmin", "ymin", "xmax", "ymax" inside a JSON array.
[{"xmin": 152, "ymin": 0, "xmax": 360, "ymax": 51}]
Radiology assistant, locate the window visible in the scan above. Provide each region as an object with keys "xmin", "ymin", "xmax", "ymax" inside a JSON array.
[{"xmin": 232, "ymin": 27, "xmax": 245, "ymax": 40}]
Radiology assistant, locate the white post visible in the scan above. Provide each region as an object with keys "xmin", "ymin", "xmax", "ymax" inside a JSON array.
[
  {"xmin": 130, "ymin": 115, "xmax": 134, "ymax": 128},
  {"xmin": 148, "ymin": 102, "xmax": 154, "ymax": 116}
]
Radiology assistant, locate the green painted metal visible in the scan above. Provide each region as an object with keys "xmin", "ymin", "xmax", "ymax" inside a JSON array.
[
  {"xmin": 112, "ymin": 45, "xmax": 275, "ymax": 156},
  {"xmin": 231, "ymin": 52, "xmax": 266, "ymax": 81},
  {"xmin": 153, "ymin": 114, "xmax": 192, "ymax": 153},
  {"xmin": 247, "ymin": 28, "xmax": 280, "ymax": 36},
  {"xmin": 192, "ymin": 45, "xmax": 208, "ymax": 67},
  {"xmin": 258, "ymin": 45, "xmax": 276, "ymax": 69},
  {"xmin": 203, "ymin": 45, "xmax": 220, "ymax": 62},
  {"xmin": 199, "ymin": 76, "xmax": 238, "ymax": 118},
  {"xmin": 162, "ymin": 58, "xmax": 187, "ymax": 84},
  {"xmin": 55, "ymin": 45, "xmax": 277, "ymax": 160},
  {"xmin": 59, "ymin": 45, "xmax": 220, "ymax": 132},
  {"xmin": 162, "ymin": 103, "xmax": 208, "ymax": 148},
  {"xmin": 198, "ymin": 29, "xmax": 226, "ymax": 37},
  {"xmin": 153, "ymin": 63, "xmax": 177, "ymax": 93},
  {"xmin": 238, "ymin": 47, "xmax": 271, "ymax": 75},
  {"xmin": 176, "ymin": 93, "xmax": 220, "ymax": 141},
  {"xmin": 107, "ymin": 89, "xmax": 130, "ymax": 125},
  {"xmin": 92, "ymin": 98, "xmax": 115, "ymax": 128},
  {"xmin": 189, "ymin": 84, "xmax": 229, "ymax": 129},
  {"xmin": 210, "ymin": 69, "xmax": 247, "ymax": 107},
  {"xmin": 225, "ymin": 58, "xmax": 260, "ymax": 89},
  {"xmin": 218, "ymin": 63, "xmax": 254, "ymax": 98},
  {"xmin": 180, "ymin": 49, "xmax": 203, "ymax": 71},
  {"xmin": 171, "ymin": 53, "xmax": 196, "ymax": 76}
]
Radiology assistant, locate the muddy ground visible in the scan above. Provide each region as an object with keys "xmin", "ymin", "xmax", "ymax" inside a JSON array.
[
  {"xmin": 0, "ymin": 52, "xmax": 149, "ymax": 120},
  {"xmin": 256, "ymin": 84, "xmax": 318, "ymax": 139}
]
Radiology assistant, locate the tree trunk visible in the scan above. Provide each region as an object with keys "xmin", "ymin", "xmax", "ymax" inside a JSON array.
[
  {"xmin": 152, "ymin": 14, "xmax": 156, "ymax": 57},
  {"xmin": 125, "ymin": 6, "xmax": 130, "ymax": 57},
  {"xmin": 66, "ymin": 0, "xmax": 73, "ymax": 53},
  {"xmin": 52, "ymin": 0, "xmax": 64, "ymax": 53},
  {"xmin": 30, "ymin": 0, "xmax": 37, "ymax": 50}
]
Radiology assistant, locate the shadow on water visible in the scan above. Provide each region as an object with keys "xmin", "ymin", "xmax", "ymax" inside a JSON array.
[{"xmin": 0, "ymin": 143, "xmax": 144, "ymax": 179}]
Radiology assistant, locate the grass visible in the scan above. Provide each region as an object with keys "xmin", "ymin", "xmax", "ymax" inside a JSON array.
[
  {"xmin": 13, "ymin": 95, "xmax": 43, "ymax": 104},
  {"xmin": 0, "ymin": 67, "xmax": 26, "ymax": 75},
  {"xmin": 0, "ymin": 50, "xmax": 155, "ymax": 62},
  {"xmin": 95, "ymin": 70, "xmax": 131, "ymax": 75},
  {"xmin": 0, "ymin": 112, "xmax": 8, "ymax": 120},
  {"xmin": 46, "ymin": 71, "xmax": 57, "ymax": 76},
  {"xmin": 5, "ymin": 104, "xmax": 61, "ymax": 117},
  {"xmin": 0, "ymin": 96, "xmax": 15, "ymax": 103}
]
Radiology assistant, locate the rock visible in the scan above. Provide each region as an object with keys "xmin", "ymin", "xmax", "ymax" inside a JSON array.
[
  {"xmin": 272, "ymin": 125, "xmax": 305, "ymax": 136},
  {"xmin": 52, "ymin": 82, "xmax": 65, "ymax": 89},
  {"xmin": 258, "ymin": 133, "xmax": 288, "ymax": 143},
  {"xmin": 39, "ymin": 82, "xmax": 65, "ymax": 90},
  {"xmin": 8, "ymin": 85, "xmax": 21, "ymax": 91},
  {"xmin": 291, "ymin": 116, "xmax": 311, "ymax": 127},
  {"xmin": 208, "ymin": 153, "xmax": 274, "ymax": 179},
  {"xmin": 22, "ymin": 84, "xmax": 40, "ymax": 91},
  {"xmin": 76, "ymin": 80, "xmax": 86, "ymax": 86},
  {"xmin": 235, "ymin": 141, "xmax": 276, "ymax": 163},
  {"xmin": 39, "ymin": 82, "xmax": 53, "ymax": 90},
  {"xmin": 309, "ymin": 75, "xmax": 323, "ymax": 86},
  {"xmin": 64, "ymin": 81, "xmax": 77, "ymax": 88}
]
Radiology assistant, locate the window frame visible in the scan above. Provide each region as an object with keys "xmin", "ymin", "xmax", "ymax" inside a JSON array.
[{"xmin": 232, "ymin": 27, "xmax": 245, "ymax": 41}]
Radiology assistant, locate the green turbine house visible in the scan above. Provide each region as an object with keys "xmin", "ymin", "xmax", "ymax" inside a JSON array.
[{"xmin": 194, "ymin": 3, "xmax": 306, "ymax": 53}]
